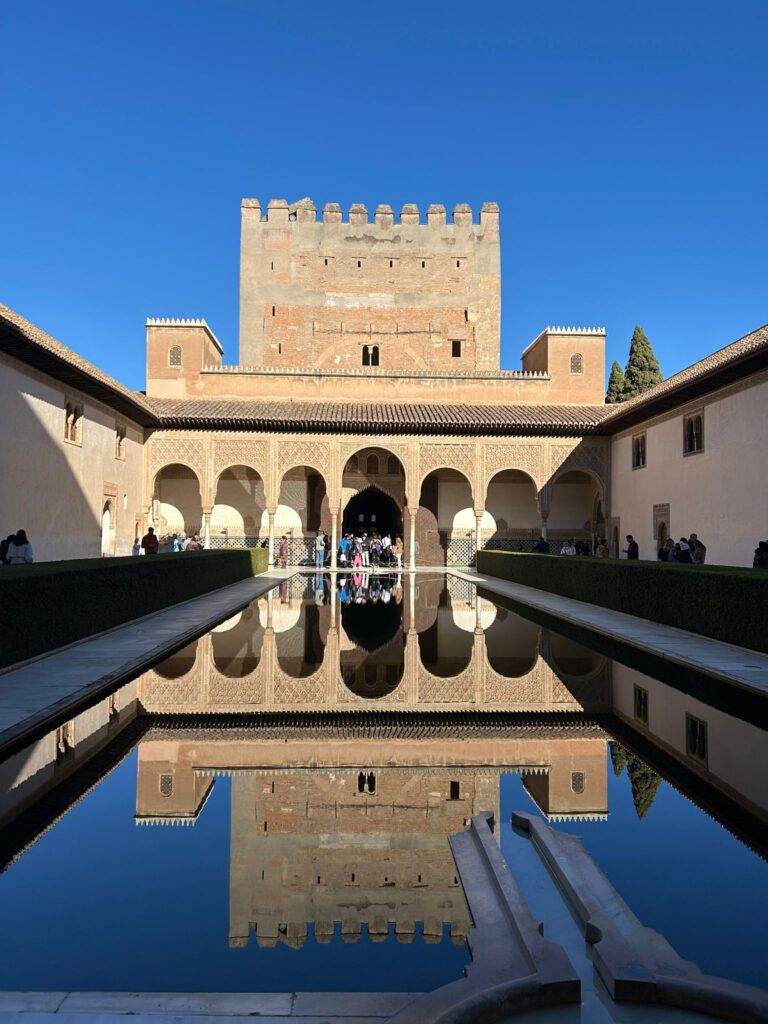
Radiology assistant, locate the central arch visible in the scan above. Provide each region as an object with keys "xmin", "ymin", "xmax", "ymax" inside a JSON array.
[{"xmin": 342, "ymin": 485, "xmax": 402, "ymax": 538}]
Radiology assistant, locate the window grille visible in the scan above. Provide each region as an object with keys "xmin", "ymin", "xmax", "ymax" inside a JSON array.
[
  {"xmin": 168, "ymin": 345, "xmax": 182, "ymax": 367},
  {"xmin": 159, "ymin": 773, "xmax": 173, "ymax": 797},
  {"xmin": 571, "ymin": 771, "xmax": 585, "ymax": 794},
  {"xmin": 569, "ymin": 353, "xmax": 584, "ymax": 375}
]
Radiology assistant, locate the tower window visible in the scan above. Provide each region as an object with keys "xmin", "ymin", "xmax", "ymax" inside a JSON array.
[
  {"xmin": 456, "ymin": 259, "xmax": 461, "ymax": 268},
  {"xmin": 64, "ymin": 402, "xmax": 83, "ymax": 445},
  {"xmin": 370, "ymin": 345, "xmax": 380, "ymax": 366},
  {"xmin": 569, "ymin": 353, "xmax": 584, "ymax": 375},
  {"xmin": 357, "ymin": 260, "xmax": 362, "ymax": 268},
  {"xmin": 451, "ymin": 340, "xmax": 462, "ymax": 358},
  {"xmin": 362, "ymin": 345, "xmax": 370, "ymax": 367},
  {"xmin": 571, "ymin": 772, "xmax": 585, "ymax": 795},
  {"xmin": 683, "ymin": 413, "xmax": 704, "ymax": 455},
  {"xmin": 464, "ymin": 309, "xmax": 469, "ymax": 322},
  {"xmin": 271, "ymin": 306, "xmax": 276, "ymax": 316},
  {"xmin": 270, "ymin": 261, "xmax": 274, "ymax": 270},
  {"xmin": 421, "ymin": 260, "xmax": 426, "ymax": 268},
  {"xmin": 324, "ymin": 258, "xmax": 328, "ymax": 266},
  {"xmin": 389, "ymin": 259, "xmax": 394, "ymax": 268},
  {"xmin": 168, "ymin": 345, "xmax": 182, "ymax": 368},
  {"xmin": 159, "ymin": 773, "xmax": 173, "ymax": 797},
  {"xmin": 449, "ymin": 781, "xmax": 460, "ymax": 800}
]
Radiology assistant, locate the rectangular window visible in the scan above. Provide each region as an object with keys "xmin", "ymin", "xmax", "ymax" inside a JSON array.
[
  {"xmin": 64, "ymin": 402, "xmax": 83, "ymax": 446},
  {"xmin": 449, "ymin": 781, "xmax": 460, "ymax": 800},
  {"xmin": 451, "ymin": 340, "xmax": 462, "ymax": 358},
  {"xmin": 632, "ymin": 433, "xmax": 647, "ymax": 470},
  {"xmin": 686, "ymin": 714, "xmax": 708, "ymax": 763},
  {"xmin": 683, "ymin": 412, "xmax": 704, "ymax": 455},
  {"xmin": 633, "ymin": 685, "xmax": 648, "ymax": 724}
]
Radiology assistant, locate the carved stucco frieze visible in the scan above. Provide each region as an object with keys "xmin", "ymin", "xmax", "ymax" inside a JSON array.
[
  {"xmin": 418, "ymin": 443, "xmax": 478, "ymax": 493},
  {"xmin": 483, "ymin": 443, "xmax": 546, "ymax": 492},
  {"xmin": 149, "ymin": 437, "xmax": 206, "ymax": 480},
  {"xmin": 549, "ymin": 440, "xmax": 609, "ymax": 494},
  {"xmin": 213, "ymin": 438, "xmax": 269, "ymax": 479}
]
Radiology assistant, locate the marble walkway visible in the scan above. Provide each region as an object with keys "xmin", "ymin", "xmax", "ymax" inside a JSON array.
[
  {"xmin": 0, "ymin": 570, "xmax": 291, "ymax": 761},
  {"xmin": 0, "ymin": 990, "xmax": 415, "ymax": 1023},
  {"xmin": 454, "ymin": 568, "xmax": 768, "ymax": 696}
]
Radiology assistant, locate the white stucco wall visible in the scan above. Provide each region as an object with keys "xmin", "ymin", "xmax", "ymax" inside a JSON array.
[
  {"xmin": 610, "ymin": 374, "xmax": 768, "ymax": 566},
  {"xmin": 0, "ymin": 352, "xmax": 144, "ymax": 561}
]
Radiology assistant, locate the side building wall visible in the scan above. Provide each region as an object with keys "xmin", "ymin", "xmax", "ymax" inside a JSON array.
[
  {"xmin": 0, "ymin": 351, "xmax": 145, "ymax": 561},
  {"xmin": 609, "ymin": 371, "xmax": 768, "ymax": 567}
]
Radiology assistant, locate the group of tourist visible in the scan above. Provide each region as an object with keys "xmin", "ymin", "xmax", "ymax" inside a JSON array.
[
  {"xmin": 658, "ymin": 533, "xmax": 707, "ymax": 564},
  {"xmin": 135, "ymin": 526, "xmax": 202, "ymax": 555},
  {"xmin": 277, "ymin": 530, "xmax": 404, "ymax": 571},
  {"xmin": 338, "ymin": 572, "xmax": 403, "ymax": 606},
  {"xmin": 0, "ymin": 529, "xmax": 34, "ymax": 564}
]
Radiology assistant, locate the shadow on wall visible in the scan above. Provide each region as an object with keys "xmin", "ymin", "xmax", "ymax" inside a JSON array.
[{"xmin": 0, "ymin": 390, "xmax": 102, "ymax": 561}]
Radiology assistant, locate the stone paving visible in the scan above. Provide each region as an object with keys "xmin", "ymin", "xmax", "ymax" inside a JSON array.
[
  {"xmin": 454, "ymin": 568, "xmax": 768, "ymax": 696},
  {"xmin": 0, "ymin": 571, "xmax": 291, "ymax": 760}
]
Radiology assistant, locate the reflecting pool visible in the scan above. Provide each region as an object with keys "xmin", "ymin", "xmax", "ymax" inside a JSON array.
[{"xmin": 0, "ymin": 573, "xmax": 766, "ymax": 993}]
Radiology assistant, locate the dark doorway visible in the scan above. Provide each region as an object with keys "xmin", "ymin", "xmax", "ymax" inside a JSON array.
[{"xmin": 342, "ymin": 486, "xmax": 402, "ymax": 538}]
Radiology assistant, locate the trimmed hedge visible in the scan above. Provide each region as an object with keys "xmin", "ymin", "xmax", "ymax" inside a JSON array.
[
  {"xmin": 0, "ymin": 548, "xmax": 268, "ymax": 670},
  {"xmin": 476, "ymin": 550, "xmax": 768, "ymax": 654}
]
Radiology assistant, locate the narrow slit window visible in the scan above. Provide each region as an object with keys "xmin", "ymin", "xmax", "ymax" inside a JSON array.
[
  {"xmin": 362, "ymin": 345, "xmax": 370, "ymax": 367},
  {"xmin": 271, "ymin": 305, "xmax": 276, "ymax": 316},
  {"xmin": 634, "ymin": 685, "xmax": 649, "ymax": 723},
  {"xmin": 421, "ymin": 260, "xmax": 426, "ymax": 268},
  {"xmin": 452, "ymin": 340, "xmax": 462, "ymax": 358},
  {"xmin": 449, "ymin": 781, "xmax": 460, "ymax": 800},
  {"xmin": 370, "ymin": 345, "xmax": 380, "ymax": 367}
]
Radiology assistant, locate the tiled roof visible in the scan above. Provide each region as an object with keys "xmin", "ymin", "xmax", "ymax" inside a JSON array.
[
  {"xmin": 146, "ymin": 396, "xmax": 610, "ymax": 435},
  {"xmin": 601, "ymin": 323, "xmax": 768, "ymax": 430},
  {"xmin": 0, "ymin": 304, "xmax": 157, "ymax": 425}
]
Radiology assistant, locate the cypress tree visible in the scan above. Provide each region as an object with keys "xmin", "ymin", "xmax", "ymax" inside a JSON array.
[
  {"xmin": 605, "ymin": 361, "xmax": 626, "ymax": 404},
  {"xmin": 626, "ymin": 755, "xmax": 662, "ymax": 820},
  {"xmin": 622, "ymin": 325, "xmax": 663, "ymax": 399},
  {"xmin": 609, "ymin": 741, "xmax": 628, "ymax": 777}
]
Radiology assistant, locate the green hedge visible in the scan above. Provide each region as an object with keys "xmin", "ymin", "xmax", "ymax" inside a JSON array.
[
  {"xmin": 0, "ymin": 548, "xmax": 268, "ymax": 670},
  {"xmin": 476, "ymin": 550, "xmax": 768, "ymax": 654}
]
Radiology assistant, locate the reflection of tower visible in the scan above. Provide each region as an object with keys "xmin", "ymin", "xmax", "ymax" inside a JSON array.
[{"xmin": 228, "ymin": 768, "xmax": 485, "ymax": 948}]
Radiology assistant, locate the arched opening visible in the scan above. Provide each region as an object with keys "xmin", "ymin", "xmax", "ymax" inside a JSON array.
[
  {"xmin": 211, "ymin": 605, "xmax": 263, "ymax": 676},
  {"xmin": 342, "ymin": 486, "xmax": 402, "ymax": 539},
  {"xmin": 484, "ymin": 606, "xmax": 539, "ymax": 676},
  {"xmin": 340, "ymin": 597, "xmax": 405, "ymax": 698},
  {"xmin": 483, "ymin": 470, "xmax": 539, "ymax": 552},
  {"xmin": 273, "ymin": 466, "xmax": 329, "ymax": 565},
  {"xmin": 548, "ymin": 470, "xmax": 602, "ymax": 553},
  {"xmin": 276, "ymin": 600, "xmax": 326, "ymax": 677},
  {"xmin": 152, "ymin": 463, "xmax": 203, "ymax": 542},
  {"xmin": 154, "ymin": 639, "xmax": 198, "ymax": 679},
  {"xmin": 418, "ymin": 590, "xmax": 474, "ymax": 677},
  {"xmin": 417, "ymin": 468, "xmax": 474, "ymax": 566},
  {"xmin": 550, "ymin": 633, "xmax": 601, "ymax": 678},
  {"xmin": 341, "ymin": 448, "xmax": 406, "ymax": 556},
  {"xmin": 211, "ymin": 465, "xmax": 266, "ymax": 548},
  {"xmin": 100, "ymin": 500, "xmax": 115, "ymax": 557}
]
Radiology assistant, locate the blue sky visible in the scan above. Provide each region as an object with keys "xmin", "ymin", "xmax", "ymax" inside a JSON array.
[{"xmin": 1, "ymin": 1, "xmax": 766, "ymax": 392}]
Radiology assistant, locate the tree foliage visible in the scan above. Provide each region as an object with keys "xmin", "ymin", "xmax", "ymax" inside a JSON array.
[
  {"xmin": 609, "ymin": 741, "xmax": 628, "ymax": 777},
  {"xmin": 605, "ymin": 361, "xmax": 626, "ymax": 403},
  {"xmin": 622, "ymin": 325, "xmax": 663, "ymax": 400},
  {"xmin": 626, "ymin": 755, "xmax": 662, "ymax": 820}
]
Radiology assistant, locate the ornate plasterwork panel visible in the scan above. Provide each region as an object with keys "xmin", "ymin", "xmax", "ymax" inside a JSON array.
[
  {"xmin": 276, "ymin": 439, "xmax": 332, "ymax": 485},
  {"xmin": 483, "ymin": 444, "xmax": 546, "ymax": 492},
  {"xmin": 273, "ymin": 667, "xmax": 327, "ymax": 706},
  {"xmin": 482, "ymin": 658, "xmax": 548, "ymax": 707},
  {"xmin": 213, "ymin": 439, "xmax": 269, "ymax": 480},
  {"xmin": 148, "ymin": 437, "xmax": 206, "ymax": 481},
  {"xmin": 418, "ymin": 443, "xmax": 477, "ymax": 490},
  {"xmin": 207, "ymin": 671, "xmax": 265, "ymax": 706},
  {"xmin": 417, "ymin": 665, "xmax": 476, "ymax": 703},
  {"xmin": 549, "ymin": 440, "xmax": 608, "ymax": 493},
  {"xmin": 141, "ymin": 672, "xmax": 201, "ymax": 709}
]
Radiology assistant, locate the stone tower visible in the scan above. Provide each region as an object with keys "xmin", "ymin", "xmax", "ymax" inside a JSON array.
[{"xmin": 238, "ymin": 198, "xmax": 501, "ymax": 371}]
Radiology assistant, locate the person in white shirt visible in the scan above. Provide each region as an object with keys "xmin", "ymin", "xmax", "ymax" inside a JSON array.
[
  {"xmin": 560, "ymin": 539, "xmax": 576, "ymax": 556},
  {"xmin": 7, "ymin": 529, "xmax": 33, "ymax": 564}
]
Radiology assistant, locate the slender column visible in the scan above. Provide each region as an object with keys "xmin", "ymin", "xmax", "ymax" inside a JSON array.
[
  {"xmin": 541, "ymin": 513, "xmax": 549, "ymax": 541},
  {"xmin": 474, "ymin": 510, "xmax": 483, "ymax": 565},
  {"xmin": 267, "ymin": 589, "xmax": 273, "ymax": 629},
  {"xmin": 331, "ymin": 509, "xmax": 338, "ymax": 569},
  {"xmin": 407, "ymin": 505, "xmax": 417, "ymax": 569},
  {"xmin": 267, "ymin": 510, "xmax": 275, "ymax": 568},
  {"xmin": 202, "ymin": 509, "xmax": 212, "ymax": 549}
]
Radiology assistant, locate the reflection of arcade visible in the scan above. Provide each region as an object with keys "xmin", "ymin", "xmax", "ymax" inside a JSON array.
[
  {"xmin": 133, "ymin": 722, "xmax": 609, "ymax": 948},
  {"xmin": 139, "ymin": 576, "xmax": 611, "ymax": 714}
]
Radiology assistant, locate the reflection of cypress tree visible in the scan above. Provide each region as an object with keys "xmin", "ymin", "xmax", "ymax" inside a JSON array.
[
  {"xmin": 609, "ymin": 741, "xmax": 628, "ymax": 777},
  {"xmin": 627, "ymin": 755, "xmax": 662, "ymax": 820}
]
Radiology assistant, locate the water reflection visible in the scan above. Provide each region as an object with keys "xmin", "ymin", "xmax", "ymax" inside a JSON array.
[
  {"xmin": 0, "ymin": 575, "xmax": 766, "ymax": 992},
  {"xmin": 140, "ymin": 574, "xmax": 612, "ymax": 714}
]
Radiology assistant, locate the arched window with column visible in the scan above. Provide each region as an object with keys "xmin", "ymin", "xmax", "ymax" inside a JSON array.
[
  {"xmin": 569, "ymin": 352, "xmax": 584, "ymax": 375},
  {"xmin": 361, "ymin": 345, "xmax": 370, "ymax": 366},
  {"xmin": 370, "ymin": 345, "xmax": 380, "ymax": 366}
]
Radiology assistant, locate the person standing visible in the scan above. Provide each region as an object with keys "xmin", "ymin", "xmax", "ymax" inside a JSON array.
[
  {"xmin": 315, "ymin": 531, "xmax": 325, "ymax": 570},
  {"xmin": 278, "ymin": 535, "xmax": 289, "ymax": 569},
  {"xmin": 392, "ymin": 535, "xmax": 404, "ymax": 569},
  {"xmin": 689, "ymin": 534, "xmax": 707, "ymax": 564},
  {"xmin": 533, "ymin": 536, "xmax": 550, "ymax": 553},
  {"xmin": 0, "ymin": 534, "xmax": 16, "ymax": 565},
  {"xmin": 596, "ymin": 538, "xmax": 609, "ymax": 558},
  {"xmin": 141, "ymin": 527, "xmax": 159, "ymax": 555},
  {"xmin": 623, "ymin": 535, "xmax": 639, "ymax": 560},
  {"xmin": 361, "ymin": 533, "xmax": 370, "ymax": 568},
  {"xmin": 6, "ymin": 529, "xmax": 33, "ymax": 564}
]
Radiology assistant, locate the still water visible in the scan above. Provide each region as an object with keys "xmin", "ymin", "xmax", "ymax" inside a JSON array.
[{"xmin": 0, "ymin": 573, "xmax": 766, "ymax": 992}]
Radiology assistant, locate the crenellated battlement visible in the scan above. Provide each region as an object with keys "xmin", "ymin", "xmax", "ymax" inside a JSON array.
[{"xmin": 241, "ymin": 197, "xmax": 499, "ymax": 228}]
